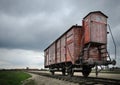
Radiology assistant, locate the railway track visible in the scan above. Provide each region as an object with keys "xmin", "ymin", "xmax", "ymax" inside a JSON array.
[{"xmin": 29, "ymin": 71, "xmax": 120, "ymax": 85}]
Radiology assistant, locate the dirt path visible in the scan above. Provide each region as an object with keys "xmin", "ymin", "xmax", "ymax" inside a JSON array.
[{"xmin": 23, "ymin": 73, "xmax": 79, "ymax": 85}]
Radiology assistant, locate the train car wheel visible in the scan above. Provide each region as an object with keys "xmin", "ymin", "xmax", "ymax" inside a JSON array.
[
  {"xmin": 67, "ymin": 68, "xmax": 74, "ymax": 77},
  {"xmin": 82, "ymin": 66, "xmax": 91, "ymax": 77},
  {"xmin": 62, "ymin": 69, "xmax": 66, "ymax": 76},
  {"xmin": 51, "ymin": 71, "xmax": 55, "ymax": 75}
]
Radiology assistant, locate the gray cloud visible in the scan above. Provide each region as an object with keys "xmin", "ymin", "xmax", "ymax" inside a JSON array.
[
  {"xmin": 0, "ymin": 0, "xmax": 58, "ymax": 16},
  {"xmin": 0, "ymin": 0, "xmax": 119, "ymax": 50},
  {"xmin": 0, "ymin": 0, "xmax": 76, "ymax": 50}
]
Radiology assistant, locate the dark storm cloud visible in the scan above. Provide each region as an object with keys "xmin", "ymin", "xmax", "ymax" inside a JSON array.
[
  {"xmin": 0, "ymin": 0, "xmax": 120, "ymax": 52},
  {"xmin": 0, "ymin": 0, "xmax": 76, "ymax": 51},
  {"xmin": 0, "ymin": 0, "xmax": 66, "ymax": 16}
]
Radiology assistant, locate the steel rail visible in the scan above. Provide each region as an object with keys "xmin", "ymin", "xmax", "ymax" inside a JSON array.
[{"xmin": 29, "ymin": 71, "xmax": 120, "ymax": 85}]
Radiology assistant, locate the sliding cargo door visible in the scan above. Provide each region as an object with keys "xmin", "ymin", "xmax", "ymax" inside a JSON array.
[
  {"xmin": 66, "ymin": 29, "xmax": 74, "ymax": 63},
  {"xmin": 74, "ymin": 28, "xmax": 81, "ymax": 61}
]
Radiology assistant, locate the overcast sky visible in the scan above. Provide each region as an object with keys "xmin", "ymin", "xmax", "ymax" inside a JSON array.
[{"xmin": 0, "ymin": 0, "xmax": 120, "ymax": 69}]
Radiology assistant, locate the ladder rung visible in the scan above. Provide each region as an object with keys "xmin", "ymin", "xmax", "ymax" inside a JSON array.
[
  {"xmin": 99, "ymin": 48, "xmax": 106, "ymax": 50},
  {"xmin": 101, "ymin": 52, "xmax": 107, "ymax": 54}
]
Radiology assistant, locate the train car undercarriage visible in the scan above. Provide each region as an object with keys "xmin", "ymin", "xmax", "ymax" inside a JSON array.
[{"xmin": 48, "ymin": 43, "xmax": 116, "ymax": 77}]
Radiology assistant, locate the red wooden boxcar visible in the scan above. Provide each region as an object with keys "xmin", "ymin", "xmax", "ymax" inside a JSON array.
[
  {"xmin": 44, "ymin": 26, "xmax": 82, "ymax": 67},
  {"xmin": 44, "ymin": 11, "xmax": 116, "ymax": 77}
]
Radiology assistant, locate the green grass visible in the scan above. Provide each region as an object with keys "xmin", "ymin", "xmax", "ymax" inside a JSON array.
[
  {"xmin": 99, "ymin": 70, "xmax": 120, "ymax": 74},
  {"xmin": 92, "ymin": 70, "xmax": 120, "ymax": 74},
  {"xmin": 0, "ymin": 71, "xmax": 31, "ymax": 85}
]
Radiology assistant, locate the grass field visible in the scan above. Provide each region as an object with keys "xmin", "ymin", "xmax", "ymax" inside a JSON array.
[
  {"xmin": 100, "ymin": 70, "xmax": 120, "ymax": 74},
  {"xmin": 92, "ymin": 70, "xmax": 120, "ymax": 74},
  {"xmin": 0, "ymin": 71, "xmax": 31, "ymax": 85}
]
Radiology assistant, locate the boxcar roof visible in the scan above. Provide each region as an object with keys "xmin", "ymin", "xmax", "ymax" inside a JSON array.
[
  {"xmin": 44, "ymin": 25, "xmax": 82, "ymax": 51},
  {"xmin": 83, "ymin": 11, "xmax": 108, "ymax": 19}
]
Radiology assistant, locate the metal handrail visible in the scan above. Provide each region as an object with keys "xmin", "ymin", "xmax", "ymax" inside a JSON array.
[{"xmin": 107, "ymin": 24, "xmax": 116, "ymax": 60}]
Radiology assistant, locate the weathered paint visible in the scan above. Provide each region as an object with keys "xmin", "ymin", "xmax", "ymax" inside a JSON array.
[
  {"xmin": 44, "ymin": 11, "xmax": 108, "ymax": 67},
  {"xmin": 83, "ymin": 12, "xmax": 107, "ymax": 44},
  {"xmin": 44, "ymin": 26, "xmax": 82, "ymax": 67}
]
